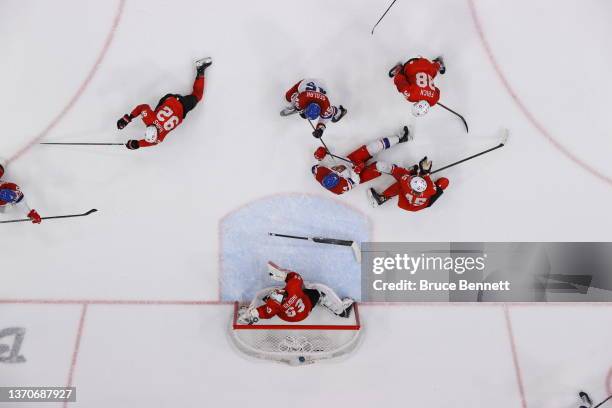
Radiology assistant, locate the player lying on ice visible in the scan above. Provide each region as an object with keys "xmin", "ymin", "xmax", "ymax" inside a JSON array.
[
  {"xmin": 389, "ymin": 56, "xmax": 445, "ymax": 117},
  {"xmin": 280, "ymin": 78, "xmax": 347, "ymax": 138},
  {"xmin": 0, "ymin": 163, "xmax": 41, "ymax": 224},
  {"xmin": 368, "ymin": 157, "xmax": 449, "ymax": 212},
  {"xmin": 116, "ymin": 57, "xmax": 212, "ymax": 150},
  {"xmin": 237, "ymin": 262, "xmax": 354, "ymax": 325},
  {"xmin": 312, "ymin": 126, "xmax": 412, "ymax": 195}
]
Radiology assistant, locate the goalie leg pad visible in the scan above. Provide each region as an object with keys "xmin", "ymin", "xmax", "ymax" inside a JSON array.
[{"xmin": 306, "ymin": 283, "xmax": 353, "ymax": 316}]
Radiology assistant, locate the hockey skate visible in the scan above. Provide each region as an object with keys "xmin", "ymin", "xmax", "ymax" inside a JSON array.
[
  {"xmin": 579, "ymin": 391, "xmax": 593, "ymax": 408},
  {"xmin": 368, "ymin": 188, "xmax": 388, "ymax": 207},
  {"xmin": 195, "ymin": 57, "xmax": 212, "ymax": 75},
  {"xmin": 337, "ymin": 298, "xmax": 354, "ymax": 318},
  {"xmin": 331, "ymin": 105, "xmax": 347, "ymax": 123},
  {"xmin": 388, "ymin": 62, "xmax": 403, "ymax": 78},
  {"xmin": 398, "ymin": 125, "xmax": 412, "ymax": 143},
  {"xmin": 433, "ymin": 56, "xmax": 446, "ymax": 75},
  {"xmin": 280, "ymin": 106, "xmax": 299, "ymax": 117}
]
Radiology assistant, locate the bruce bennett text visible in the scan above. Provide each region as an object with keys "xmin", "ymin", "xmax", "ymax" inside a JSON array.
[{"xmin": 372, "ymin": 279, "xmax": 511, "ymax": 292}]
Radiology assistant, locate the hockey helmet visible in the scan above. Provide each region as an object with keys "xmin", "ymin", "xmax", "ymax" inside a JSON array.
[
  {"xmin": 144, "ymin": 126, "xmax": 158, "ymax": 143},
  {"xmin": 409, "ymin": 176, "xmax": 428, "ymax": 193},
  {"xmin": 412, "ymin": 100, "xmax": 430, "ymax": 117},
  {"xmin": 322, "ymin": 173, "xmax": 341, "ymax": 190},
  {"xmin": 0, "ymin": 188, "xmax": 18, "ymax": 203},
  {"xmin": 304, "ymin": 103, "xmax": 321, "ymax": 120}
]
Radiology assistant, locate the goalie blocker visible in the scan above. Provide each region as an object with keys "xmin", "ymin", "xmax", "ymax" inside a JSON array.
[{"xmin": 230, "ymin": 262, "xmax": 362, "ymax": 365}]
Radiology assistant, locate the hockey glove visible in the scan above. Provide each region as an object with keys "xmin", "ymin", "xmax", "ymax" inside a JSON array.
[
  {"xmin": 28, "ymin": 209, "xmax": 41, "ymax": 224},
  {"xmin": 126, "ymin": 140, "xmax": 140, "ymax": 150},
  {"xmin": 314, "ymin": 146, "xmax": 327, "ymax": 161},
  {"xmin": 237, "ymin": 307, "xmax": 259, "ymax": 325},
  {"xmin": 312, "ymin": 126, "xmax": 324, "ymax": 139},
  {"xmin": 419, "ymin": 157, "xmax": 432, "ymax": 174},
  {"xmin": 117, "ymin": 114, "xmax": 132, "ymax": 130}
]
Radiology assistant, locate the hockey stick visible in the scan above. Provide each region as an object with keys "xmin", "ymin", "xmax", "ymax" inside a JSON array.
[
  {"xmin": 40, "ymin": 142, "xmax": 124, "ymax": 146},
  {"xmin": 305, "ymin": 119, "xmax": 354, "ymax": 164},
  {"xmin": 371, "ymin": 0, "xmax": 398, "ymax": 35},
  {"xmin": 437, "ymin": 102, "xmax": 469, "ymax": 132},
  {"xmin": 430, "ymin": 129, "xmax": 509, "ymax": 175},
  {"xmin": 593, "ymin": 395, "xmax": 612, "ymax": 408},
  {"xmin": 269, "ymin": 232, "xmax": 361, "ymax": 263},
  {"xmin": 0, "ymin": 209, "xmax": 98, "ymax": 224}
]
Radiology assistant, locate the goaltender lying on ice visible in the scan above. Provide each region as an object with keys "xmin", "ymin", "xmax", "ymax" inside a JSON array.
[
  {"xmin": 231, "ymin": 262, "xmax": 361, "ymax": 366},
  {"xmin": 237, "ymin": 262, "xmax": 354, "ymax": 324}
]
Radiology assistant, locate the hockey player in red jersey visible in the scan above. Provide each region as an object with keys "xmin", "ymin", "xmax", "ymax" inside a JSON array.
[
  {"xmin": 116, "ymin": 57, "xmax": 212, "ymax": 150},
  {"xmin": 237, "ymin": 262, "xmax": 354, "ymax": 324},
  {"xmin": 389, "ymin": 56, "xmax": 445, "ymax": 117},
  {"xmin": 312, "ymin": 126, "xmax": 412, "ymax": 195},
  {"xmin": 280, "ymin": 78, "xmax": 347, "ymax": 138},
  {"xmin": 368, "ymin": 157, "xmax": 449, "ymax": 212},
  {"xmin": 0, "ymin": 164, "xmax": 41, "ymax": 224}
]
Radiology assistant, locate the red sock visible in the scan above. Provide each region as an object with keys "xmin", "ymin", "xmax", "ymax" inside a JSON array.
[{"xmin": 192, "ymin": 76, "xmax": 205, "ymax": 101}]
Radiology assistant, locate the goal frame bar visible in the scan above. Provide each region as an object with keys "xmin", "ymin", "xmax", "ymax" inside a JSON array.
[{"xmin": 232, "ymin": 301, "xmax": 361, "ymax": 331}]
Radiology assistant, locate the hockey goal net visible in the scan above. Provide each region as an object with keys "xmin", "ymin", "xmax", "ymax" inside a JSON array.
[{"xmin": 230, "ymin": 288, "xmax": 361, "ymax": 365}]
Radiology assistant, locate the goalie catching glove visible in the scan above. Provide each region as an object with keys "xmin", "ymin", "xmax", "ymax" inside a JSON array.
[{"xmin": 237, "ymin": 306, "xmax": 260, "ymax": 325}]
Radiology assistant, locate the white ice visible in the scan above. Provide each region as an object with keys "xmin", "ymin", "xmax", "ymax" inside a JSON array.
[{"xmin": 1, "ymin": 0, "xmax": 612, "ymax": 407}]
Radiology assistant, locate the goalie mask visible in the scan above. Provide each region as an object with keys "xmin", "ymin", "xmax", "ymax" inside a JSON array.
[{"xmin": 267, "ymin": 289, "xmax": 285, "ymax": 304}]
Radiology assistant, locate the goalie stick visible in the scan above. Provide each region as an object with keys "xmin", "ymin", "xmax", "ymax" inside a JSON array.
[
  {"xmin": 268, "ymin": 232, "xmax": 362, "ymax": 263},
  {"xmin": 430, "ymin": 129, "xmax": 509, "ymax": 175},
  {"xmin": 0, "ymin": 209, "xmax": 98, "ymax": 224}
]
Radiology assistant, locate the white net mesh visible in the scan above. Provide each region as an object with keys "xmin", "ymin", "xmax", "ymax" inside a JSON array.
[{"xmin": 230, "ymin": 294, "xmax": 361, "ymax": 365}]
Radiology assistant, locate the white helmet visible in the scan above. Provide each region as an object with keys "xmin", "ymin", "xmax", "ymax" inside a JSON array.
[
  {"xmin": 412, "ymin": 100, "xmax": 430, "ymax": 117},
  {"xmin": 410, "ymin": 176, "xmax": 428, "ymax": 193},
  {"xmin": 144, "ymin": 126, "xmax": 158, "ymax": 143}
]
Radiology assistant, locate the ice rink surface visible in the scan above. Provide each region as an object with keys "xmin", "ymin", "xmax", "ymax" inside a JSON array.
[{"xmin": 1, "ymin": 0, "xmax": 611, "ymax": 407}]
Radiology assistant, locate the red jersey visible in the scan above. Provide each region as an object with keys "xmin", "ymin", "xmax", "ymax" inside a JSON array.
[
  {"xmin": 391, "ymin": 166, "xmax": 440, "ymax": 212},
  {"xmin": 130, "ymin": 97, "xmax": 185, "ymax": 148},
  {"xmin": 0, "ymin": 182, "xmax": 23, "ymax": 206},
  {"xmin": 312, "ymin": 164, "xmax": 355, "ymax": 195},
  {"xmin": 285, "ymin": 79, "xmax": 335, "ymax": 124},
  {"xmin": 256, "ymin": 272, "xmax": 314, "ymax": 322},
  {"xmin": 393, "ymin": 58, "xmax": 441, "ymax": 106}
]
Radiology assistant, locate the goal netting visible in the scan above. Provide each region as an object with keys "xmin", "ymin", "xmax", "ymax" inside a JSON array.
[{"xmin": 230, "ymin": 287, "xmax": 362, "ymax": 365}]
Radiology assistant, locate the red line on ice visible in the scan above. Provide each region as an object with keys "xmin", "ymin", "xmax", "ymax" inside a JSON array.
[
  {"xmin": 0, "ymin": 299, "xmax": 231, "ymax": 305},
  {"xmin": 8, "ymin": 0, "xmax": 126, "ymax": 164},
  {"xmin": 503, "ymin": 305, "xmax": 528, "ymax": 408},
  {"xmin": 467, "ymin": 0, "xmax": 612, "ymax": 186},
  {"xmin": 63, "ymin": 304, "xmax": 88, "ymax": 408}
]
